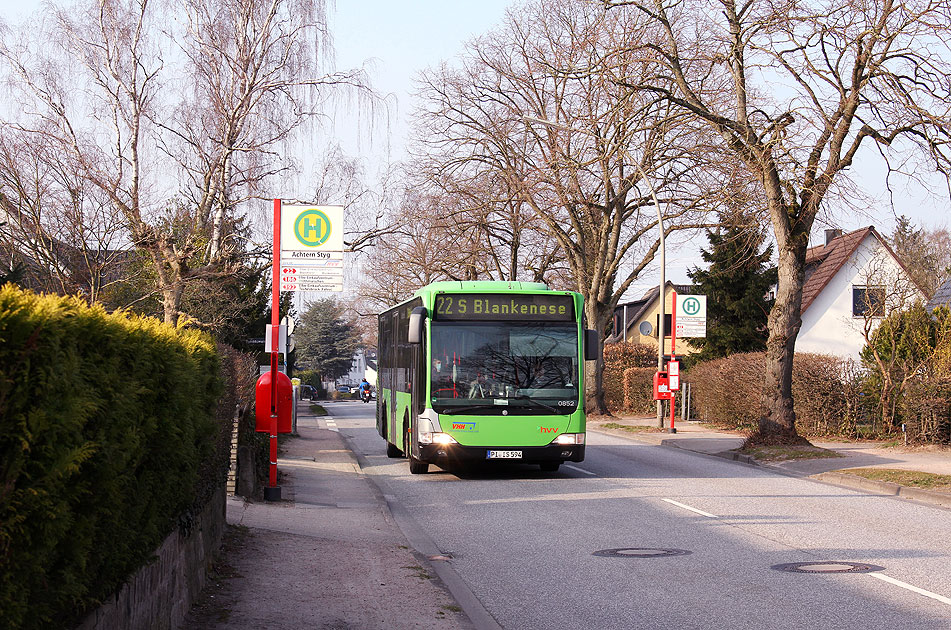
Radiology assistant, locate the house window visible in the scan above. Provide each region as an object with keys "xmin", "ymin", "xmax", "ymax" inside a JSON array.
[{"xmin": 853, "ymin": 286, "xmax": 885, "ymax": 317}]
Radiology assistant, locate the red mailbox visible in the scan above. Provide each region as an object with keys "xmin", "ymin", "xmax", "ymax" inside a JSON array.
[
  {"xmin": 653, "ymin": 371, "xmax": 674, "ymax": 400},
  {"xmin": 255, "ymin": 370, "xmax": 293, "ymax": 433}
]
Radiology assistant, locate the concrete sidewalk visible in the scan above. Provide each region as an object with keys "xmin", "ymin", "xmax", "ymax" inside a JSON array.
[
  {"xmin": 589, "ymin": 415, "xmax": 951, "ymax": 509},
  {"xmin": 180, "ymin": 407, "xmax": 475, "ymax": 630}
]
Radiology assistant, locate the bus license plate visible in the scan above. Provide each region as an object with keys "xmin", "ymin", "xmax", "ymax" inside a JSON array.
[{"xmin": 487, "ymin": 450, "xmax": 522, "ymax": 459}]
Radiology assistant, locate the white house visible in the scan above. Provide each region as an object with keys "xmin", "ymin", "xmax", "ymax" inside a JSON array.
[{"xmin": 795, "ymin": 226, "xmax": 927, "ymax": 360}]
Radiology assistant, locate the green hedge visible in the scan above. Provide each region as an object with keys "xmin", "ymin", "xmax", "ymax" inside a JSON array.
[
  {"xmin": 603, "ymin": 342, "xmax": 656, "ymax": 412},
  {"xmin": 0, "ymin": 285, "xmax": 222, "ymax": 630},
  {"xmin": 688, "ymin": 351, "xmax": 851, "ymax": 436}
]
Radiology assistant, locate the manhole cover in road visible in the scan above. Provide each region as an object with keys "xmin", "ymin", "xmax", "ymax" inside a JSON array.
[
  {"xmin": 772, "ymin": 561, "xmax": 884, "ymax": 574},
  {"xmin": 592, "ymin": 548, "xmax": 692, "ymax": 558}
]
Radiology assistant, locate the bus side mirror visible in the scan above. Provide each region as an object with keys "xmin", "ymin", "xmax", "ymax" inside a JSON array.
[
  {"xmin": 584, "ymin": 329, "xmax": 600, "ymax": 361},
  {"xmin": 408, "ymin": 307, "xmax": 427, "ymax": 344}
]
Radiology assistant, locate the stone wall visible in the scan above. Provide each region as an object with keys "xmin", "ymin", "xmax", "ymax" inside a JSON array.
[{"xmin": 75, "ymin": 486, "xmax": 226, "ymax": 630}]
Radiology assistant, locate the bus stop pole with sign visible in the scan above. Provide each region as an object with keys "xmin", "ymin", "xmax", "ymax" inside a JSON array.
[{"xmin": 265, "ymin": 198, "xmax": 282, "ymax": 501}]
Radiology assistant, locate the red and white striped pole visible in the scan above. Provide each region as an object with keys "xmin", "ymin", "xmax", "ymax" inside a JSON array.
[{"xmin": 265, "ymin": 198, "xmax": 282, "ymax": 501}]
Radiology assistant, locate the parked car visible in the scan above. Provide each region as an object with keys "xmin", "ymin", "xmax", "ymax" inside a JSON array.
[{"xmin": 336, "ymin": 385, "xmax": 352, "ymax": 393}]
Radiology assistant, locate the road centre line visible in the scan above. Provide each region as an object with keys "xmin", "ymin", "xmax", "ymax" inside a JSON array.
[
  {"xmin": 868, "ymin": 572, "xmax": 951, "ymax": 606},
  {"xmin": 662, "ymin": 498, "xmax": 718, "ymax": 518},
  {"xmin": 564, "ymin": 464, "xmax": 596, "ymax": 476}
]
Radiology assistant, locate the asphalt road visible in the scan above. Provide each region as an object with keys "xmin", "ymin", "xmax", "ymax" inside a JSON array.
[{"xmin": 322, "ymin": 401, "xmax": 951, "ymax": 630}]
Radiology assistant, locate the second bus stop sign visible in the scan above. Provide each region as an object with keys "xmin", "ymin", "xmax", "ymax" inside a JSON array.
[{"xmin": 434, "ymin": 293, "xmax": 574, "ymax": 321}]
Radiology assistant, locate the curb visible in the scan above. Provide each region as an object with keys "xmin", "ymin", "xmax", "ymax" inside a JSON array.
[
  {"xmin": 811, "ymin": 471, "xmax": 951, "ymax": 509},
  {"xmin": 336, "ymin": 430, "xmax": 503, "ymax": 630},
  {"xmin": 591, "ymin": 425, "xmax": 951, "ymax": 510},
  {"xmin": 658, "ymin": 439, "xmax": 758, "ymax": 465}
]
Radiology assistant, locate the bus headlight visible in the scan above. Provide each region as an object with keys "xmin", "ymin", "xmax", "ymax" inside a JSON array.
[
  {"xmin": 553, "ymin": 433, "xmax": 585, "ymax": 445},
  {"xmin": 419, "ymin": 431, "xmax": 458, "ymax": 445}
]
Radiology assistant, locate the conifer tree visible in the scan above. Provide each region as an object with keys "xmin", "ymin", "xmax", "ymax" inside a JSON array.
[
  {"xmin": 295, "ymin": 298, "xmax": 361, "ymax": 383},
  {"xmin": 687, "ymin": 216, "xmax": 777, "ymax": 362}
]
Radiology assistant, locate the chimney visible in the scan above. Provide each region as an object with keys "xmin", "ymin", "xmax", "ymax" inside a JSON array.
[{"xmin": 825, "ymin": 229, "xmax": 842, "ymax": 246}]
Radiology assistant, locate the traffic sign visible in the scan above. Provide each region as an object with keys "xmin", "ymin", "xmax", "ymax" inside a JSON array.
[
  {"xmin": 675, "ymin": 294, "xmax": 706, "ymax": 338},
  {"xmin": 276, "ymin": 203, "xmax": 345, "ymax": 293},
  {"xmin": 280, "ymin": 205, "xmax": 344, "ymax": 255}
]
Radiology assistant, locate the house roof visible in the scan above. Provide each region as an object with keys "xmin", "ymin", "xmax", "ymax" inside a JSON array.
[
  {"xmin": 927, "ymin": 277, "xmax": 951, "ymax": 311},
  {"xmin": 801, "ymin": 227, "xmax": 874, "ymax": 314}
]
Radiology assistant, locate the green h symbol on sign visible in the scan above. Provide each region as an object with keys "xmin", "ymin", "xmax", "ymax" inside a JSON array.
[
  {"xmin": 294, "ymin": 209, "xmax": 332, "ymax": 246},
  {"xmin": 683, "ymin": 297, "xmax": 701, "ymax": 316}
]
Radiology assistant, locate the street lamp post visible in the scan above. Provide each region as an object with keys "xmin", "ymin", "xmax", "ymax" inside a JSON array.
[{"xmin": 522, "ymin": 116, "xmax": 667, "ymax": 427}]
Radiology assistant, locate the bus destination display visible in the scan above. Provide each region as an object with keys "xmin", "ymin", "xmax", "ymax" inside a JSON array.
[{"xmin": 434, "ymin": 293, "xmax": 574, "ymax": 321}]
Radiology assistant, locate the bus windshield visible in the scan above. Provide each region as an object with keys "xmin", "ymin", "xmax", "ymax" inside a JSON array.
[{"xmin": 430, "ymin": 321, "xmax": 579, "ymax": 415}]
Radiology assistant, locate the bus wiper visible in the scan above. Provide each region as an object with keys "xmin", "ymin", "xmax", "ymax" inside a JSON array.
[{"xmin": 513, "ymin": 395, "xmax": 560, "ymax": 414}]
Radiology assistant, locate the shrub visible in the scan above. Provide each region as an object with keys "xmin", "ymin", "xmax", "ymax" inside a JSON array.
[
  {"xmin": 688, "ymin": 352, "xmax": 764, "ymax": 432},
  {"xmin": 900, "ymin": 377, "xmax": 951, "ymax": 444},
  {"xmin": 861, "ymin": 304, "xmax": 951, "ymax": 434},
  {"xmin": 688, "ymin": 351, "xmax": 851, "ymax": 437},
  {"xmin": 0, "ymin": 285, "xmax": 223, "ymax": 630},
  {"xmin": 603, "ymin": 342, "xmax": 655, "ymax": 412},
  {"xmin": 621, "ymin": 367, "xmax": 657, "ymax": 414}
]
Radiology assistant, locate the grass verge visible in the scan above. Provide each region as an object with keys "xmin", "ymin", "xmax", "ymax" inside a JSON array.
[
  {"xmin": 309, "ymin": 404, "xmax": 328, "ymax": 416},
  {"xmin": 840, "ymin": 468, "xmax": 951, "ymax": 492},
  {"xmin": 741, "ymin": 445, "xmax": 843, "ymax": 462},
  {"xmin": 600, "ymin": 422, "xmax": 667, "ymax": 433}
]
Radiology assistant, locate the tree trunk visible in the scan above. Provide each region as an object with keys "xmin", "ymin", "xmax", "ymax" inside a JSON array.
[
  {"xmin": 584, "ymin": 299, "xmax": 612, "ymax": 415},
  {"xmin": 162, "ymin": 279, "xmax": 184, "ymax": 327},
  {"xmin": 757, "ymin": 235, "xmax": 808, "ymax": 443}
]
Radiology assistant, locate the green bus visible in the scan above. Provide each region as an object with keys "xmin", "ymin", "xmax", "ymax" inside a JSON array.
[{"xmin": 376, "ymin": 281, "xmax": 598, "ymax": 474}]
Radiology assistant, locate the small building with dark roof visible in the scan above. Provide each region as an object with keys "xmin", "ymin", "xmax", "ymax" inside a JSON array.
[{"xmin": 609, "ymin": 282, "xmax": 700, "ymax": 356}]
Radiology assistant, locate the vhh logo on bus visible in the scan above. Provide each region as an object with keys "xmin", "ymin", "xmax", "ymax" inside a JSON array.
[
  {"xmin": 294, "ymin": 209, "xmax": 332, "ymax": 247},
  {"xmin": 452, "ymin": 422, "xmax": 477, "ymax": 432}
]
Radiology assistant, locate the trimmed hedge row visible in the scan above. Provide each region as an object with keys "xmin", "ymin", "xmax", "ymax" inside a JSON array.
[
  {"xmin": 688, "ymin": 352, "xmax": 850, "ymax": 436},
  {"xmin": 603, "ymin": 342, "xmax": 656, "ymax": 413},
  {"xmin": 0, "ymin": 285, "xmax": 222, "ymax": 630}
]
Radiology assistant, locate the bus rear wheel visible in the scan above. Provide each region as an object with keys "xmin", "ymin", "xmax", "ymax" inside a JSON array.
[
  {"xmin": 405, "ymin": 425, "xmax": 429, "ymax": 475},
  {"xmin": 386, "ymin": 442, "xmax": 403, "ymax": 458},
  {"xmin": 539, "ymin": 462, "xmax": 561, "ymax": 473}
]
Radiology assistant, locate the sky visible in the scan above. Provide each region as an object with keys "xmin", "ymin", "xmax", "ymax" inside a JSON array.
[{"xmin": 1, "ymin": 0, "xmax": 948, "ymax": 297}]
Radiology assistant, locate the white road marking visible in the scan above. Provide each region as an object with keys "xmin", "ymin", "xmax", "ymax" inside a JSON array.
[
  {"xmin": 662, "ymin": 498, "xmax": 718, "ymax": 518},
  {"xmin": 324, "ymin": 419, "xmax": 339, "ymax": 432},
  {"xmin": 564, "ymin": 464, "xmax": 596, "ymax": 476},
  {"xmin": 868, "ymin": 572, "xmax": 951, "ymax": 606}
]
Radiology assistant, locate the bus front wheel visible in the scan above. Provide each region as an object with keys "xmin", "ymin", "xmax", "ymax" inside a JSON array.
[
  {"xmin": 386, "ymin": 442, "xmax": 402, "ymax": 458},
  {"xmin": 404, "ymin": 425, "xmax": 429, "ymax": 475}
]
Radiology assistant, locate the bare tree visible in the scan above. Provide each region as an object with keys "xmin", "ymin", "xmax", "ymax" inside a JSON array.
[
  {"xmin": 0, "ymin": 0, "xmax": 375, "ymax": 325},
  {"xmin": 608, "ymin": 0, "xmax": 951, "ymax": 442},
  {"xmin": 0, "ymin": 126, "xmax": 132, "ymax": 301},
  {"xmin": 890, "ymin": 215, "xmax": 951, "ymax": 295},
  {"xmin": 413, "ymin": 0, "xmax": 715, "ymax": 412}
]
